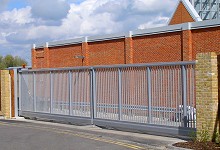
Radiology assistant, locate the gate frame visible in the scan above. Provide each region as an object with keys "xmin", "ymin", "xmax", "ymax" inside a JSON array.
[{"xmin": 18, "ymin": 61, "xmax": 196, "ymax": 138}]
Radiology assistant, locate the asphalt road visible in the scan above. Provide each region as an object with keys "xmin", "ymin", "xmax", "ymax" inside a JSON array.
[
  {"xmin": 0, "ymin": 119, "xmax": 150, "ymax": 150},
  {"xmin": 0, "ymin": 119, "xmax": 185, "ymax": 150}
]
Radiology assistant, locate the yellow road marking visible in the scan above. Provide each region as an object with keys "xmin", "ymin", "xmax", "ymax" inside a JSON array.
[{"xmin": 0, "ymin": 121, "xmax": 146, "ymax": 150}]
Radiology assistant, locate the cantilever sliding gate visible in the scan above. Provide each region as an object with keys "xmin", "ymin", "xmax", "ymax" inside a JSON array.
[{"xmin": 19, "ymin": 61, "xmax": 196, "ymax": 137}]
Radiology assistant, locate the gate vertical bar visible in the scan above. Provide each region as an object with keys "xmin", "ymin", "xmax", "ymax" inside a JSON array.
[
  {"xmin": 90, "ymin": 68, "xmax": 94, "ymax": 124},
  {"xmin": 50, "ymin": 71, "xmax": 53, "ymax": 114},
  {"xmin": 18, "ymin": 72, "xmax": 22, "ymax": 116},
  {"xmin": 13, "ymin": 69, "xmax": 18, "ymax": 117},
  {"xmin": 33, "ymin": 72, "xmax": 36, "ymax": 112},
  {"xmin": 182, "ymin": 65, "xmax": 187, "ymax": 127},
  {"xmin": 118, "ymin": 68, "xmax": 122, "ymax": 120},
  {"xmin": 69, "ymin": 71, "xmax": 72, "ymax": 116},
  {"xmin": 92, "ymin": 69, "xmax": 97, "ymax": 119},
  {"xmin": 147, "ymin": 67, "xmax": 152, "ymax": 124}
]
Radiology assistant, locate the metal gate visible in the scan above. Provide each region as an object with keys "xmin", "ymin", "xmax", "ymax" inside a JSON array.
[{"xmin": 19, "ymin": 62, "xmax": 196, "ymax": 137}]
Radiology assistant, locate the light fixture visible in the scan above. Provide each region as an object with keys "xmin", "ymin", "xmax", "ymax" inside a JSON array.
[{"xmin": 74, "ymin": 55, "xmax": 85, "ymax": 59}]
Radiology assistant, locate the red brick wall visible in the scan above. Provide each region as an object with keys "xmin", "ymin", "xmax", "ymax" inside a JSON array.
[
  {"xmin": 169, "ymin": 2, "xmax": 194, "ymax": 25},
  {"xmin": 32, "ymin": 26, "xmax": 220, "ymax": 69},
  {"xmin": 49, "ymin": 44, "xmax": 83, "ymax": 68},
  {"xmin": 32, "ymin": 48, "xmax": 48, "ymax": 68},
  {"xmin": 132, "ymin": 32, "xmax": 182, "ymax": 63},
  {"xmin": 192, "ymin": 27, "xmax": 220, "ymax": 59},
  {"xmin": 88, "ymin": 39, "xmax": 125, "ymax": 66}
]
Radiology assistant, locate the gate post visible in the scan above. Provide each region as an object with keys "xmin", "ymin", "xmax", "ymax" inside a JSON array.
[
  {"xmin": 90, "ymin": 68, "xmax": 94, "ymax": 124},
  {"xmin": 147, "ymin": 67, "xmax": 152, "ymax": 124},
  {"xmin": 0, "ymin": 70, "xmax": 12, "ymax": 118},
  {"xmin": 50, "ymin": 71, "xmax": 53, "ymax": 113},
  {"xmin": 92, "ymin": 69, "xmax": 97, "ymax": 119},
  {"xmin": 118, "ymin": 68, "xmax": 122, "ymax": 121},
  {"xmin": 196, "ymin": 52, "xmax": 219, "ymax": 141},
  {"xmin": 18, "ymin": 72, "xmax": 22, "ymax": 116},
  {"xmin": 182, "ymin": 65, "xmax": 187, "ymax": 127}
]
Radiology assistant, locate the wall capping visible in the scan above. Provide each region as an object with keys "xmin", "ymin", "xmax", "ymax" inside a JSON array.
[{"xmin": 33, "ymin": 19, "xmax": 220, "ymax": 49}]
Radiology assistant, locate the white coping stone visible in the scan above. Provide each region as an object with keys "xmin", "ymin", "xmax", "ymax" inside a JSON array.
[{"xmin": 34, "ymin": 19, "xmax": 220, "ymax": 49}]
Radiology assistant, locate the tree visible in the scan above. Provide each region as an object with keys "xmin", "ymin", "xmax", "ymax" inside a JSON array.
[
  {"xmin": 0, "ymin": 55, "xmax": 4, "ymax": 69},
  {"xmin": 3, "ymin": 55, "xmax": 14, "ymax": 68},
  {"xmin": 0, "ymin": 55, "xmax": 27, "ymax": 69}
]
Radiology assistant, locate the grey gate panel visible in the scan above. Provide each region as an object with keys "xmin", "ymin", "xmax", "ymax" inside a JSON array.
[{"xmin": 19, "ymin": 62, "xmax": 196, "ymax": 137}]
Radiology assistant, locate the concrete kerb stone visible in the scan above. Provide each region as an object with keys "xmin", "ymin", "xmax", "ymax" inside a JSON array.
[{"xmin": 166, "ymin": 144, "xmax": 191, "ymax": 150}]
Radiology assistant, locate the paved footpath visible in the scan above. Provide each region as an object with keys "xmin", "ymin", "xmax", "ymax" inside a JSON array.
[{"xmin": 0, "ymin": 118, "xmax": 186, "ymax": 150}]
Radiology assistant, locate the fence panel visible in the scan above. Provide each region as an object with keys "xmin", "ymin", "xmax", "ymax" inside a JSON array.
[
  {"xmin": 51, "ymin": 71, "xmax": 69, "ymax": 115},
  {"xmin": 71, "ymin": 69, "xmax": 91, "ymax": 117},
  {"xmin": 121, "ymin": 67, "xmax": 148, "ymax": 123},
  {"xmin": 151, "ymin": 66, "xmax": 183, "ymax": 127},
  {"xmin": 35, "ymin": 71, "xmax": 51, "ymax": 113},
  {"xmin": 20, "ymin": 72, "xmax": 34, "ymax": 112},
  {"xmin": 95, "ymin": 68, "xmax": 119, "ymax": 120}
]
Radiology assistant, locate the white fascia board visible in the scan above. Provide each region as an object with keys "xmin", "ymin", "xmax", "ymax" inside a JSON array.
[
  {"xmin": 35, "ymin": 38, "xmax": 84, "ymax": 49},
  {"xmin": 190, "ymin": 19, "xmax": 220, "ymax": 29},
  {"xmin": 33, "ymin": 20, "xmax": 220, "ymax": 49},
  {"xmin": 87, "ymin": 32, "xmax": 126, "ymax": 42},
  {"xmin": 48, "ymin": 37, "xmax": 84, "ymax": 47},
  {"xmin": 35, "ymin": 43, "xmax": 44, "ymax": 49},
  {"xmin": 132, "ymin": 24, "xmax": 183, "ymax": 37}
]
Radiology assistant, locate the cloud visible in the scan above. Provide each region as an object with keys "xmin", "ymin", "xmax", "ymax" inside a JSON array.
[
  {"xmin": 28, "ymin": 0, "xmax": 70, "ymax": 21},
  {"xmin": 0, "ymin": 0, "xmax": 9, "ymax": 12},
  {"xmin": 0, "ymin": 6, "xmax": 34, "ymax": 25},
  {"xmin": 0, "ymin": 0, "xmax": 179, "ymax": 65},
  {"xmin": 138, "ymin": 16, "xmax": 170, "ymax": 29}
]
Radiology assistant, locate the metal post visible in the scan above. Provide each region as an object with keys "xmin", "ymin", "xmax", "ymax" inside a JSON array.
[
  {"xmin": 182, "ymin": 65, "xmax": 187, "ymax": 127},
  {"xmin": 18, "ymin": 72, "xmax": 22, "ymax": 116},
  {"xmin": 147, "ymin": 67, "xmax": 152, "ymax": 124},
  {"xmin": 92, "ymin": 69, "xmax": 97, "ymax": 119},
  {"xmin": 90, "ymin": 69, "xmax": 94, "ymax": 124},
  {"xmin": 13, "ymin": 69, "xmax": 18, "ymax": 117},
  {"xmin": 50, "ymin": 72, "xmax": 53, "ymax": 114},
  {"xmin": 118, "ymin": 68, "xmax": 122, "ymax": 120},
  {"xmin": 69, "ymin": 71, "xmax": 72, "ymax": 116},
  {"xmin": 33, "ymin": 72, "xmax": 36, "ymax": 112}
]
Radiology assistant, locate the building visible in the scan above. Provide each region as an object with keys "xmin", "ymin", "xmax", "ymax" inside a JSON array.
[
  {"xmin": 191, "ymin": 0, "xmax": 220, "ymax": 20},
  {"xmin": 31, "ymin": 0, "xmax": 220, "ymax": 69}
]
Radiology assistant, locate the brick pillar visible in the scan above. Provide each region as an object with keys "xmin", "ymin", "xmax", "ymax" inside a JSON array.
[
  {"xmin": 1, "ymin": 70, "xmax": 12, "ymax": 118},
  {"xmin": 196, "ymin": 52, "xmax": 219, "ymax": 141},
  {"xmin": 9, "ymin": 70, "xmax": 15, "ymax": 118},
  {"xmin": 182, "ymin": 30, "xmax": 193, "ymax": 61},
  {"xmin": 125, "ymin": 37, "xmax": 134, "ymax": 64},
  {"xmin": 125, "ymin": 32, "xmax": 134, "ymax": 64},
  {"xmin": 0, "ymin": 71, "xmax": 1, "ymax": 112},
  {"xmin": 82, "ymin": 38, "xmax": 89, "ymax": 66},
  {"xmin": 44, "ymin": 43, "xmax": 50, "ymax": 68},
  {"xmin": 32, "ymin": 48, "xmax": 37, "ymax": 69}
]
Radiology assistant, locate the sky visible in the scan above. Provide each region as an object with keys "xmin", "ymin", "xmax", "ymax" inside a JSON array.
[{"xmin": 0, "ymin": 0, "xmax": 178, "ymax": 65}]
